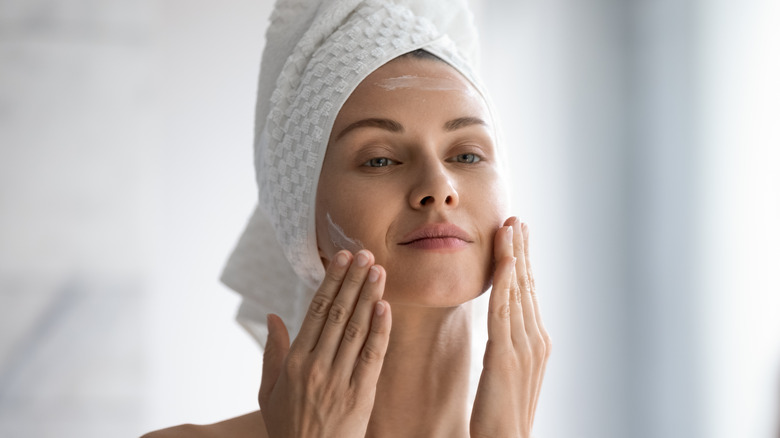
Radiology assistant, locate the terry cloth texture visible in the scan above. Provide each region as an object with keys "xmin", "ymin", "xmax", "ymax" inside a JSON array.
[{"xmin": 221, "ymin": 0, "xmax": 488, "ymax": 348}]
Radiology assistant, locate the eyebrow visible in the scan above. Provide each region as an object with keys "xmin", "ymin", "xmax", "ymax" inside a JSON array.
[
  {"xmin": 335, "ymin": 116, "xmax": 488, "ymax": 140},
  {"xmin": 444, "ymin": 116, "xmax": 488, "ymax": 132},
  {"xmin": 335, "ymin": 118, "xmax": 403, "ymax": 140}
]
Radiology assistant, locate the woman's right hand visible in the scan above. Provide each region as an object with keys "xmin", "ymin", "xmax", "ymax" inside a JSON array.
[{"xmin": 258, "ymin": 249, "xmax": 392, "ymax": 438}]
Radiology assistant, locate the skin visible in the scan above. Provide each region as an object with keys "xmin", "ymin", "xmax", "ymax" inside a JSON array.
[{"xmin": 142, "ymin": 56, "xmax": 550, "ymax": 438}]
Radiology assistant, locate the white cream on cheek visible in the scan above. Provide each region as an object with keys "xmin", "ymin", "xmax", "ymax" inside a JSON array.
[
  {"xmin": 326, "ymin": 212, "xmax": 364, "ymax": 254},
  {"xmin": 373, "ymin": 75, "xmax": 475, "ymax": 96}
]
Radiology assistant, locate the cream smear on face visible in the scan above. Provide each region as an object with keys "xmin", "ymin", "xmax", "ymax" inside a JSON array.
[
  {"xmin": 374, "ymin": 75, "xmax": 475, "ymax": 95},
  {"xmin": 326, "ymin": 212, "xmax": 364, "ymax": 254}
]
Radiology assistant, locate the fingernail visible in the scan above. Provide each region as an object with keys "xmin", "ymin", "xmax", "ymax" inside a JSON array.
[
  {"xmin": 368, "ymin": 266, "xmax": 380, "ymax": 283},
  {"xmin": 336, "ymin": 251, "xmax": 349, "ymax": 267},
  {"xmin": 522, "ymin": 223, "xmax": 529, "ymax": 239},
  {"xmin": 375, "ymin": 301, "xmax": 386, "ymax": 316},
  {"xmin": 505, "ymin": 225, "xmax": 513, "ymax": 242},
  {"xmin": 356, "ymin": 251, "xmax": 370, "ymax": 267}
]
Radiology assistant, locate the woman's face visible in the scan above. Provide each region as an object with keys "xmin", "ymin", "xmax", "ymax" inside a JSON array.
[{"xmin": 316, "ymin": 55, "xmax": 508, "ymax": 307}]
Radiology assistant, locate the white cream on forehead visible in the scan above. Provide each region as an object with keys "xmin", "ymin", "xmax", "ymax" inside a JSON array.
[
  {"xmin": 374, "ymin": 75, "xmax": 474, "ymax": 95},
  {"xmin": 326, "ymin": 212, "xmax": 364, "ymax": 254}
]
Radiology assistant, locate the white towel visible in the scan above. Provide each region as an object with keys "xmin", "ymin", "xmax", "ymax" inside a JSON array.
[{"xmin": 220, "ymin": 0, "xmax": 487, "ymax": 348}]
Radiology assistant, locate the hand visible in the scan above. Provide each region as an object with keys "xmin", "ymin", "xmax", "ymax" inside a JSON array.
[
  {"xmin": 258, "ymin": 249, "xmax": 392, "ymax": 438},
  {"xmin": 470, "ymin": 218, "xmax": 551, "ymax": 438}
]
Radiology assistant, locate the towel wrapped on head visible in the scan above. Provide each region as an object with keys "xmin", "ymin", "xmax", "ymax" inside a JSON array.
[{"xmin": 220, "ymin": 0, "xmax": 490, "ymax": 347}]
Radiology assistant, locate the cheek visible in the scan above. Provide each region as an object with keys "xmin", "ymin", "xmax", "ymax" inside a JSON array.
[
  {"xmin": 324, "ymin": 212, "xmax": 365, "ymax": 254},
  {"xmin": 469, "ymin": 174, "xmax": 509, "ymax": 281},
  {"xmin": 317, "ymin": 202, "xmax": 358, "ymax": 260},
  {"xmin": 470, "ymin": 172, "xmax": 510, "ymax": 224},
  {"xmin": 316, "ymin": 182, "xmax": 392, "ymax": 260},
  {"xmin": 491, "ymin": 173, "xmax": 511, "ymax": 213}
]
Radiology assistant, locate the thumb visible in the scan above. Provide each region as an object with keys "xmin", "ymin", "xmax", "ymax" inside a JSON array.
[{"xmin": 259, "ymin": 313, "xmax": 290, "ymax": 409}]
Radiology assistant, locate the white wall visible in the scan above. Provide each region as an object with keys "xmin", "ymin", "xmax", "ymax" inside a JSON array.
[
  {"xmin": 0, "ymin": 0, "xmax": 271, "ymax": 435},
  {"xmin": 479, "ymin": 1, "xmax": 780, "ymax": 437}
]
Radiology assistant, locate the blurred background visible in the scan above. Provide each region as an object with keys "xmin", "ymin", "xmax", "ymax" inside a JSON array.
[{"xmin": 0, "ymin": 0, "xmax": 778, "ymax": 437}]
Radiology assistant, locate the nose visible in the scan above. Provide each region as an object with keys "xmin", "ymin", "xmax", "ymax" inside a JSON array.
[{"xmin": 408, "ymin": 160, "xmax": 460, "ymax": 210}]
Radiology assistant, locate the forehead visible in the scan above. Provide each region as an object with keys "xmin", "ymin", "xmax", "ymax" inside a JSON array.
[
  {"xmin": 365, "ymin": 55, "xmax": 471, "ymax": 89},
  {"xmin": 334, "ymin": 56, "xmax": 490, "ymax": 125}
]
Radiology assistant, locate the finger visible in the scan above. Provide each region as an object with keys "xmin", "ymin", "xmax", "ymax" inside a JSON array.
[
  {"xmin": 495, "ymin": 220, "xmax": 515, "ymax": 261},
  {"xmin": 259, "ymin": 314, "xmax": 290, "ymax": 409},
  {"xmin": 520, "ymin": 224, "xmax": 551, "ymax": 424},
  {"xmin": 523, "ymin": 223, "xmax": 551, "ymax": 354},
  {"xmin": 513, "ymin": 220, "xmax": 539, "ymax": 337},
  {"xmin": 314, "ymin": 249, "xmax": 374, "ymax": 360},
  {"xmin": 530, "ymin": 348, "xmax": 552, "ymax": 429},
  {"xmin": 292, "ymin": 250, "xmax": 353, "ymax": 353},
  {"xmin": 503, "ymin": 218, "xmax": 526, "ymax": 336},
  {"xmin": 351, "ymin": 300, "xmax": 391, "ymax": 391},
  {"xmin": 523, "ymin": 223, "xmax": 547, "ymax": 332},
  {"xmin": 333, "ymin": 264, "xmax": 386, "ymax": 373},
  {"xmin": 530, "ymin": 355, "xmax": 550, "ymax": 428},
  {"xmin": 488, "ymin": 227, "xmax": 515, "ymax": 346}
]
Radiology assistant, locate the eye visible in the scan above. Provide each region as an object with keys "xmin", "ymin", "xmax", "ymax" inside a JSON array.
[
  {"xmin": 454, "ymin": 153, "xmax": 481, "ymax": 164},
  {"xmin": 363, "ymin": 157, "xmax": 396, "ymax": 167}
]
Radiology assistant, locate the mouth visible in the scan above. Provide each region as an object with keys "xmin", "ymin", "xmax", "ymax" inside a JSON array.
[{"xmin": 398, "ymin": 223, "xmax": 473, "ymax": 250}]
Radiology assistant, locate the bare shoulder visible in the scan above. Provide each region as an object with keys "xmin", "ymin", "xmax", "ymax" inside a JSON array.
[{"xmin": 141, "ymin": 410, "xmax": 267, "ymax": 438}]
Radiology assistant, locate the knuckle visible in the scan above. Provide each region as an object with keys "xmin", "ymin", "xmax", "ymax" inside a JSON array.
[
  {"xmin": 521, "ymin": 277, "xmax": 532, "ymax": 294},
  {"xmin": 308, "ymin": 294, "xmax": 331, "ymax": 320},
  {"xmin": 513, "ymin": 271, "xmax": 523, "ymax": 286},
  {"xmin": 325, "ymin": 266, "xmax": 345, "ymax": 283},
  {"xmin": 370, "ymin": 318, "xmax": 388, "ymax": 336},
  {"xmin": 511, "ymin": 287, "xmax": 521, "ymax": 305},
  {"xmin": 328, "ymin": 302, "xmax": 350, "ymax": 324},
  {"xmin": 490, "ymin": 303, "xmax": 511, "ymax": 319},
  {"xmin": 343, "ymin": 320, "xmax": 363, "ymax": 343},
  {"xmin": 284, "ymin": 354, "xmax": 304, "ymax": 375},
  {"xmin": 509, "ymin": 277, "xmax": 520, "ymax": 298},
  {"xmin": 305, "ymin": 361, "xmax": 327, "ymax": 386},
  {"xmin": 358, "ymin": 284, "xmax": 378, "ymax": 302},
  {"xmin": 263, "ymin": 342, "xmax": 277, "ymax": 358},
  {"xmin": 343, "ymin": 271, "xmax": 366, "ymax": 289},
  {"xmin": 360, "ymin": 344, "xmax": 384, "ymax": 364}
]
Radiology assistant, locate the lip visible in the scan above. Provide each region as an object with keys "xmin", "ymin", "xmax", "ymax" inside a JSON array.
[{"xmin": 398, "ymin": 223, "xmax": 473, "ymax": 250}]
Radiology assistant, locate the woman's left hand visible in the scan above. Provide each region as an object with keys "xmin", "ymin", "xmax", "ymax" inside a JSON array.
[{"xmin": 470, "ymin": 217, "xmax": 551, "ymax": 438}]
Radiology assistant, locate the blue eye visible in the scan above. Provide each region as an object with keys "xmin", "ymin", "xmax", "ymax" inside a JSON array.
[
  {"xmin": 455, "ymin": 153, "xmax": 480, "ymax": 164},
  {"xmin": 364, "ymin": 157, "xmax": 395, "ymax": 167}
]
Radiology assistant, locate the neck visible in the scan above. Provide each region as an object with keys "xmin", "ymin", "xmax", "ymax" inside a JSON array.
[{"xmin": 365, "ymin": 302, "xmax": 472, "ymax": 438}]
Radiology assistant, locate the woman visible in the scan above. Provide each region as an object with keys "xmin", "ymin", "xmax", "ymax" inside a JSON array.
[{"xmin": 145, "ymin": 1, "xmax": 550, "ymax": 437}]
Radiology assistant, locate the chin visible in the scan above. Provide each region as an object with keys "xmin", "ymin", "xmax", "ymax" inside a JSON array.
[
  {"xmin": 378, "ymin": 250, "xmax": 493, "ymax": 306},
  {"xmin": 383, "ymin": 272, "xmax": 488, "ymax": 307}
]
